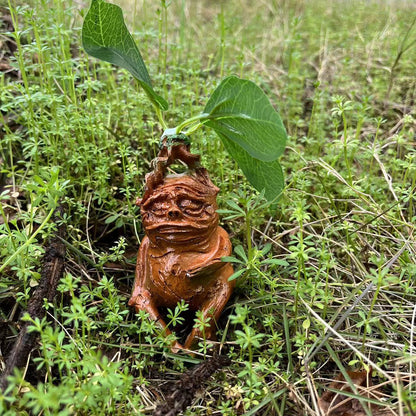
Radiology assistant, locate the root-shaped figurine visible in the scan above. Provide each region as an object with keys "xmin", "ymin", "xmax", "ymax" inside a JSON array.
[{"xmin": 128, "ymin": 133, "xmax": 234, "ymax": 352}]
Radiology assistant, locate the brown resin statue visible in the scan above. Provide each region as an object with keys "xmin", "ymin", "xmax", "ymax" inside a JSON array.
[{"xmin": 128, "ymin": 133, "xmax": 234, "ymax": 351}]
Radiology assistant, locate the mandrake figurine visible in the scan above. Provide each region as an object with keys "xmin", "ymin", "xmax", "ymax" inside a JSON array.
[{"xmin": 128, "ymin": 132, "xmax": 235, "ymax": 352}]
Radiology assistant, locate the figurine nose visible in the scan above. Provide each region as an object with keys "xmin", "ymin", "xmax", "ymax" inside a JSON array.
[{"xmin": 168, "ymin": 208, "xmax": 181, "ymax": 219}]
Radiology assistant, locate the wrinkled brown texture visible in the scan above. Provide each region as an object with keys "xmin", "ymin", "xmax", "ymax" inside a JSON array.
[{"xmin": 129, "ymin": 142, "xmax": 234, "ymax": 351}]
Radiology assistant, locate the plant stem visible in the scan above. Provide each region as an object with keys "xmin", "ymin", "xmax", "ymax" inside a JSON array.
[
  {"xmin": 155, "ymin": 106, "xmax": 167, "ymax": 130},
  {"xmin": 386, "ymin": 15, "xmax": 416, "ymax": 101},
  {"xmin": 342, "ymin": 111, "xmax": 352, "ymax": 185},
  {"xmin": 246, "ymin": 212, "xmax": 253, "ymax": 263},
  {"xmin": 175, "ymin": 114, "xmax": 206, "ymax": 133},
  {"xmin": 218, "ymin": 5, "xmax": 226, "ymax": 79},
  {"xmin": 0, "ymin": 206, "xmax": 56, "ymax": 274},
  {"xmin": 0, "ymin": 203, "xmax": 17, "ymax": 251}
]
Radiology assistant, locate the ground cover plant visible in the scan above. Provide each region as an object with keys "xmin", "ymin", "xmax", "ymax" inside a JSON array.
[{"xmin": 0, "ymin": 0, "xmax": 415, "ymax": 415}]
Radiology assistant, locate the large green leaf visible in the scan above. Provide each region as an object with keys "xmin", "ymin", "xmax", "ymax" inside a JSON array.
[
  {"xmin": 219, "ymin": 133, "xmax": 284, "ymax": 201},
  {"xmin": 203, "ymin": 76, "xmax": 286, "ymax": 162},
  {"xmin": 82, "ymin": 0, "xmax": 168, "ymax": 110}
]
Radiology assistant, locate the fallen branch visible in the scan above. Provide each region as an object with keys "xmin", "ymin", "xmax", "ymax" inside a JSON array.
[{"xmin": 153, "ymin": 353, "xmax": 231, "ymax": 416}]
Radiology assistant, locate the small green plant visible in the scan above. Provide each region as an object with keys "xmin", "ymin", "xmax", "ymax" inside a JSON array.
[
  {"xmin": 81, "ymin": 0, "xmax": 287, "ymax": 201},
  {"xmin": 0, "ymin": 167, "xmax": 69, "ymax": 305}
]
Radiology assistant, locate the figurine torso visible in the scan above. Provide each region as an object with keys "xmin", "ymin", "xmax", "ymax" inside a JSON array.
[{"xmin": 138, "ymin": 226, "xmax": 232, "ymax": 308}]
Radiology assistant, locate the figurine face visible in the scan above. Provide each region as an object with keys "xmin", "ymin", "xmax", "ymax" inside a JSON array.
[{"xmin": 141, "ymin": 174, "xmax": 219, "ymax": 245}]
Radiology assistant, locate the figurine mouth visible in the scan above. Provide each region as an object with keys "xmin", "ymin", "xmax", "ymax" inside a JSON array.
[{"xmin": 148, "ymin": 223, "xmax": 206, "ymax": 233}]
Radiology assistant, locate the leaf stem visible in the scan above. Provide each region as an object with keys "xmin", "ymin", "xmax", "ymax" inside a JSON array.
[
  {"xmin": 183, "ymin": 123, "xmax": 204, "ymax": 136},
  {"xmin": 154, "ymin": 105, "xmax": 167, "ymax": 130},
  {"xmin": 175, "ymin": 113, "xmax": 209, "ymax": 133}
]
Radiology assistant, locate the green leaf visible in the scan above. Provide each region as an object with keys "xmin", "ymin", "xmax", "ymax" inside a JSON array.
[
  {"xmin": 225, "ymin": 199, "xmax": 245, "ymax": 214},
  {"xmin": 221, "ymin": 256, "xmax": 245, "ymax": 264},
  {"xmin": 302, "ymin": 318, "xmax": 311, "ymax": 330},
  {"xmin": 234, "ymin": 245, "xmax": 248, "ymax": 262},
  {"xmin": 228, "ymin": 269, "xmax": 246, "ymax": 281},
  {"xmin": 220, "ymin": 133, "xmax": 284, "ymax": 201},
  {"xmin": 203, "ymin": 76, "xmax": 287, "ymax": 162},
  {"xmin": 262, "ymin": 258, "xmax": 289, "ymax": 267},
  {"xmin": 82, "ymin": 0, "xmax": 168, "ymax": 110},
  {"xmin": 260, "ymin": 243, "xmax": 272, "ymax": 256}
]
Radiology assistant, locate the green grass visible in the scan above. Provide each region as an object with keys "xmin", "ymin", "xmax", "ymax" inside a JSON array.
[{"xmin": 1, "ymin": 0, "xmax": 416, "ymax": 414}]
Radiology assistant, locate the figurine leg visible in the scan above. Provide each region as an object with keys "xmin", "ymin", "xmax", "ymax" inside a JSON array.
[
  {"xmin": 129, "ymin": 290, "xmax": 183, "ymax": 352},
  {"xmin": 184, "ymin": 271, "xmax": 234, "ymax": 350}
]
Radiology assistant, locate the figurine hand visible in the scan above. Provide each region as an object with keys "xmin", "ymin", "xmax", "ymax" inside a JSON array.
[{"xmin": 128, "ymin": 288, "xmax": 152, "ymax": 309}]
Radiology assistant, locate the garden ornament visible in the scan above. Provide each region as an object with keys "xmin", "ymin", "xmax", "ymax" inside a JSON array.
[{"xmin": 128, "ymin": 132, "xmax": 235, "ymax": 351}]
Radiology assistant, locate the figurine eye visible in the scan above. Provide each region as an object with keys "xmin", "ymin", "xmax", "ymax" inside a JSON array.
[
  {"xmin": 149, "ymin": 201, "xmax": 170, "ymax": 216},
  {"xmin": 178, "ymin": 198, "xmax": 204, "ymax": 215}
]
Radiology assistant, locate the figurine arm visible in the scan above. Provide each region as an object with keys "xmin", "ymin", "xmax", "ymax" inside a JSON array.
[
  {"xmin": 128, "ymin": 237, "xmax": 162, "ymax": 321},
  {"xmin": 186, "ymin": 228, "xmax": 233, "ymax": 278},
  {"xmin": 128, "ymin": 237, "xmax": 182, "ymax": 350},
  {"xmin": 128, "ymin": 236, "xmax": 150, "ymax": 306}
]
